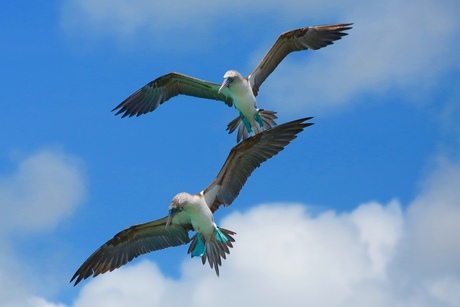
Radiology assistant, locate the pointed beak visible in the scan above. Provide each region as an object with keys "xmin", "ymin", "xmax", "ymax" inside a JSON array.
[
  {"xmin": 218, "ymin": 78, "xmax": 229, "ymax": 94},
  {"xmin": 166, "ymin": 210, "xmax": 175, "ymax": 229}
]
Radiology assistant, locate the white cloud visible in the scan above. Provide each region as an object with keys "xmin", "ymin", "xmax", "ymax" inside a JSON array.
[
  {"xmin": 392, "ymin": 161, "xmax": 460, "ymax": 277},
  {"xmin": 0, "ymin": 148, "xmax": 87, "ymax": 307},
  {"xmin": 72, "ymin": 262, "xmax": 171, "ymax": 307},
  {"xmin": 0, "ymin": 149, "xmax": 86, "ymax": 233},
  {"xmin": 59, "ymin": 0, "xmax": 223, "ymax": 50},
  {"xmin": 66, "ymin": 161, "xmax": 460, "ymax": 307},
  {"xmin": 26, "ymin": 297, "xmax": 66, "ymax": 307},
  {"xmin": 266, "ymin": 0, "xmax": 460, "ymax": 114}
]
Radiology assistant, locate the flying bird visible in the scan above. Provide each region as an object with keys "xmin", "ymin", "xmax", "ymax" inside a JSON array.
[
  {"xmin": 70, "ymin": 117, "xmax": 314, "ymax": 286},
  {"xmin": 112, "ymin": 23, "xmax": 352, "ymax": 141}
]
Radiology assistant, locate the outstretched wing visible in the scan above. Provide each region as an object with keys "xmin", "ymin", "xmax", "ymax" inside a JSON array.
[
  {"xmin": 113, "ymin": 72, "xmax": 234, "ymax": 118},
  {"xmin": 249, "ymin": 23, "xmax": 353, "ymax": 96},
  {"xmin": 70, "ymin": 216, "xmax": 191, "ymax": 286},
  {"xmin": 203, "ymin": 117, "xmax": 314, "ymax": 213}
]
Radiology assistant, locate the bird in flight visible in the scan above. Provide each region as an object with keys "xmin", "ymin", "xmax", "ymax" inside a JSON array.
[
  {"xmin": 112, "ymin": 23, "xmax": 351, "ymax": 141},
  {"xmin": 70, "ymin": 117, "xmax": 314, "ymax": 286}
]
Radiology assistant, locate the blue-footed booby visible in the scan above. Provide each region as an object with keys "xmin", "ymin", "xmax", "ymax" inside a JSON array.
[
  {"xmin": 112, "ymin": 23, "xmax": 351, "ymax": 141},
  {"xmin": 70, "ymin": 117, "xmax": 314, "ymax": 286}
]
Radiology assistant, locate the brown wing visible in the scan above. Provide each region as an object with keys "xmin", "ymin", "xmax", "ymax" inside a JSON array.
[
  {"xmin": 203, "ymin": 117, "xmax": 314, "ymax": 213},
  {"xmin": 113, "ymin": 72, "xmax": 234, "ymax": 118},
  {"xmin": 249, "ymin": 23, "xmax": 353, "ymax": 96},
  {"xmin": 70, "ymin": 216, "xmax": 191, "ymax": 286}
]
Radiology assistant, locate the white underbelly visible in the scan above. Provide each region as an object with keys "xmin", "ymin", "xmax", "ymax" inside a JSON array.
[
  {"xmin": 190, "ymin": 209, "xmax": 215, "ymax": 236},
  {"xmin": 234, "ymin": 95, "xmax": 257, "ymax": 119}
]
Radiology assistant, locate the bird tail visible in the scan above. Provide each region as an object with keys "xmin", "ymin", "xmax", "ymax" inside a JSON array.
[
  {"xmin": 188, "ymin": 227, "xmax": 236, "ymax": 276},
  {"xmin": 227, "ymin": 109, "xmax": 278, "ymax": 142}
]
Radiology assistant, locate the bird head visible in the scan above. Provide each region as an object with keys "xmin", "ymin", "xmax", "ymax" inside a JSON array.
[
  {"xmin": 166, "ymin": 207, "xmax": 182, "ymax": 228},
  {"xmin": 166, "ymin": 192, "xmax": 189, "ymax": 228},
  {"xmin": 218, "ymin": 70, "xmax": 242, "ymax": 94}
]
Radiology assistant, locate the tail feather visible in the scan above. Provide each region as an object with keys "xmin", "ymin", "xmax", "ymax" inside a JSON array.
[
  {"xmin": 237, "ymin": 123, "xmax": 249, "ymax": 142},
  {"xmin": 187, "ymin": 227, "xmax": 236, "ymax": 276},
  {"xmin": 227, "ymin": 109, "xmax": 278, "ymax": 142},
  {"xmin": 260, "ymin": 110, "xmax": 278, "ymax": 128}
]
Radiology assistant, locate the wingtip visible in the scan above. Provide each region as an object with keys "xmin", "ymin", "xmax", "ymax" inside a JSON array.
[
  {"xmin": 297, "ymin": 116, "xmax": 314, "ymax": 126},
  {"xmin": 112, "ymin": 106, "xmax": 126, "ymax": 117},
  {"xmin": 70, "ymin": 266, "xmax": 94, "ymax": 287},
  {"xmin": 270, "ymin": 116, "xmax": 314, "ymax": 136},
  {"xmin": 69, "ymin": 273, "xmax": 82, "ymax": 287},
  {"xmin": 342, "ymin": 23, "xmax": 354, "ymax": 31}
]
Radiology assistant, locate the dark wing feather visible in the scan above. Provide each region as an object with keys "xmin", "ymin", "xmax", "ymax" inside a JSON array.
[
  {"xmin": 113, "ymin": 72, "xmax": 234, "ymax": 118},
  {"xmin": 70, "ymin": 217, "xmax": 191, "ymax": 286},
  {"xmin": 204, "ymin": 117, "xmax": 314, "ymax": 213},
  {"xmin": 249, "ymin": 23, "xmax": 353, "ymax": 96}
]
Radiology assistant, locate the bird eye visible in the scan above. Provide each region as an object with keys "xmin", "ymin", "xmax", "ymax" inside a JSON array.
[{"xmin": 227, "ymin": 77, "xmax": 234, "ymax": 83}]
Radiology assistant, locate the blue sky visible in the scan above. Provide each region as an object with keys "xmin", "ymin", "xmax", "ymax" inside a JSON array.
[{"xmin": 1, "ymin": 0, "xmax": 459, "ymax": 306}]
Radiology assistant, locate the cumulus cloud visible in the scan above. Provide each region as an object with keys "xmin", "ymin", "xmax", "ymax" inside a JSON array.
[
  {"xmin": 0, "ymin": 148, "xmax": 87, "ymax": 307},
  {"xmin": 0, "ymin": 149, "xmax": 86, "ymax": 233},
  {"xmin": 393, "ymin": 161, "xmax": 460, "ymax": 278},
  {"xmin": 266, "ymin": 0, "xmax": 460, "ymax": 114},
  {"xmin": 66, "ymin": 161, "xmax": 460, "ymax": 307}
]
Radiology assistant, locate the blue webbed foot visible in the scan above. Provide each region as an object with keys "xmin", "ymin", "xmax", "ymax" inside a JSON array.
[
  {"xmin": 255, "ymin": 112, "xmax": 264, "ymax": 127},
  {"xmin": 239, "ymin": 112, "xmax": 252, "ymax": 133},
  {"xmin": 191, "ymin": 234, "xmax": 205, "ymax": 257},
  {"xmin": 215, "ymin": 226, "xmax": 229, "ymax": 243}
]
